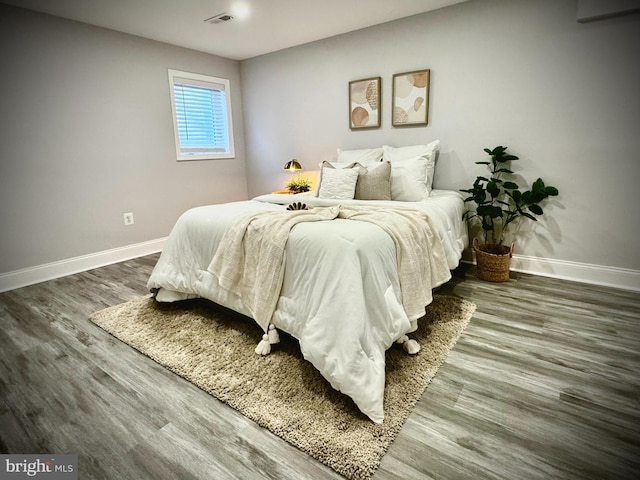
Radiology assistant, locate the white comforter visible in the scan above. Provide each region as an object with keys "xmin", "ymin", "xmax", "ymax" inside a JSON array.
[{"xmin": 147, "ymin": 191, "xmax": 468, "ymax": 423}]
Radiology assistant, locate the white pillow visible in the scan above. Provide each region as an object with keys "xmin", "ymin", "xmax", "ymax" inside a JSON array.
[
  {"xmin": 382, "ymin": 140, "xmax": 440, "ymax": 162},
  {"xmin": 315, "ymin": 161, "xmax": 364, "ymax": 196},
  {"xmin": 318, "ymin": 166, "xmax": 359, "ymax": 199},
  {"xmin": 390, "ymin": 157, "xmax": 429, "ymax": 202},
  {"xmin": 336, "ymin": 147, "xmax": 383, "ymax": 166},
  {"xmin": 383, "ymin": 140, "xmax": 440, "ymax": 191}
]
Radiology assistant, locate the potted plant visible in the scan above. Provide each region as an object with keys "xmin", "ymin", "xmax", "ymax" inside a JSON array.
[
  {"xmin": 460, "ymin": 145, "xmax": 559, "ymax": 282},
  {"xmin": 286, "ymin": 177, "xmax": 312, "ymax": 194}
]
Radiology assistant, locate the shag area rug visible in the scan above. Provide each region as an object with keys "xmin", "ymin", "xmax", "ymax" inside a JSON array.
[{"xmin": 91, "ymin": 295, "xmax": 475, "ymax": 479}]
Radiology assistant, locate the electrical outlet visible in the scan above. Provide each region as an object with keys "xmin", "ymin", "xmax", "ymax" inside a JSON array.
[{"xmin": 123, "ymin": 212, "xmax": 134, "ymax": 226}]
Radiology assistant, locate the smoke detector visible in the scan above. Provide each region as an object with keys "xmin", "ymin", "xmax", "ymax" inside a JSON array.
[{"xmin": 204, "ymin": 13, "xmax": 234, "ymax": 24}]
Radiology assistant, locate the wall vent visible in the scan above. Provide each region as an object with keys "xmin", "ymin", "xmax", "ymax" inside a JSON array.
[{"xmin": 204, "ymin": 13, "xmax": 234, "ymax": 24}]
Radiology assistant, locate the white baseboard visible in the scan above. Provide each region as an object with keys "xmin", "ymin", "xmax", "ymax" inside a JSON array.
[
  {"xmin": 0, "ymin": 237, "xmax": 167, "ymax": 293},
  {"xmin": 2, "ymin": 240, "xmax": 638, "ymax": 294},
  {"xmin": 510, "ymin": 254, "xmax": 640, "ymax": 292},
  {"xmin": 464, "ymin": 252, "xmax": 640, "ymax": 292}
]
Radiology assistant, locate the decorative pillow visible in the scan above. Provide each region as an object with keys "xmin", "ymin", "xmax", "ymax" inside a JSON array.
[
  {"xmin": 315, "ymin": 161, "xmax": 363, "ymax": 197},
  {"xmin": 318, "ymin": 165, "xmax": 359, "ymax": 199},
  {"xmin": 336, "ymin": 147, "xmax": 383, "ymax": 166},
  {"xmin": 354, "ymin": 161, "xmax": 392, "ymax": 201},
  {"xmin": 389, "ymin": 157, "xmax": 429, "ymax": 202},
  {"xmin": 383, "ymin": 140, "xmax": 440, "ymax": 192}
]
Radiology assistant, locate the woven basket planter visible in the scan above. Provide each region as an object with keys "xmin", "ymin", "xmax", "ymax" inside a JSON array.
[{"xmin": 473, "ymin": 238, "xmax": 513, "ymax": 282}]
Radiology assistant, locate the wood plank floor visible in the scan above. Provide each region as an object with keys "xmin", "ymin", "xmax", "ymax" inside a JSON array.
[{"xmin": 1, "ymin": 255, "xmax": 639, "ymax": 479}]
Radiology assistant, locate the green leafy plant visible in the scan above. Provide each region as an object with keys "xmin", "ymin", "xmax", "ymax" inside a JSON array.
[
  {"xmin": 286, "ymin": 177, "xmax": 312, "ymax": 194},
  {"xmin": 461, "ymin": 146, "xmax": 559, "ymax": 245}
]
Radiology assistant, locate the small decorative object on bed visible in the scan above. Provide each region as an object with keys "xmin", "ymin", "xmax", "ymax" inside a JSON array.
[
  {"xmin": 286, "ymin": 202, "xmax": 308, "ymax": 211},
  {"xmin": 392, "ymin": 69, "xmax": 430, "ymax": 127},
  {"xmin": 349, "ymin": 76, "xmax": 381, "ymax": 130},
  {"xmin": 460, "ymin": 145, "xmax": 559, "ymax": 282}
]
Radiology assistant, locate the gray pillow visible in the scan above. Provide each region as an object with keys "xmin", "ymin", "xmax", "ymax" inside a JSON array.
[{"xmin": 354, "ymin": 161, "xmax": 391, "ymax": 200}]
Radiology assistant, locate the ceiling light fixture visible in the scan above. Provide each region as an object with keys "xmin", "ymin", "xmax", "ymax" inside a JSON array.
[{"xmin": 230, "ymin": 1, "xmax": 251, "ymax": 20}]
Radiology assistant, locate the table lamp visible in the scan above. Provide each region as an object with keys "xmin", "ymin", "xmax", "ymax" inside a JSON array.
[{"xmin": 284, "ymin": 159, "xmax": 302, "ymax": 171}]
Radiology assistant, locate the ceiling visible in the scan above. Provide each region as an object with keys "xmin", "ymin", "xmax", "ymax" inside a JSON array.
[{"xmin": 2, "ymin": 0, "xmax": 468, "ymax": 60}]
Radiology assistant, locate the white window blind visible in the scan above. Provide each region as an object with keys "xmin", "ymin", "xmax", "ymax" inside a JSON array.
[{"xmin": 168, "ymin": 70, "xmax": 235, "ymax": 161}]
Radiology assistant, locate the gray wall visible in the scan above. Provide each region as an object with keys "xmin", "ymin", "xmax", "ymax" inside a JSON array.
[
  {"xmin": 240, "ymin": 0, "xmax": 640, "ymax": 271},
  {"xmin": 2, "ymin": 0, "xmax": 639, "ymax": 280},
  {"xmin": 0, "ymin": 5, "xmax": 248, "ymax": 274}
]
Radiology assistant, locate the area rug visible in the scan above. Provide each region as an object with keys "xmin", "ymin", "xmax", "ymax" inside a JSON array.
[{"xmin": 90, "ymin": 295, "xmax": 475, "ymax": 479}]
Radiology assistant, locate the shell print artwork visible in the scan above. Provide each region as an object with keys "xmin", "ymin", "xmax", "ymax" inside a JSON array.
[
  {"xmin": 392, "ymin": 69, "xmax": 430, "ymax": 127},
  {"xmin": 349, "ymin": 77, "xmax": 381, "ymax": 129}
]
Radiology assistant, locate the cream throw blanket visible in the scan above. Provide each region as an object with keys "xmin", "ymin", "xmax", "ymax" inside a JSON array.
[{"xmin": 207, "ymin": 205, "xmax": 450, "ymax": 332}]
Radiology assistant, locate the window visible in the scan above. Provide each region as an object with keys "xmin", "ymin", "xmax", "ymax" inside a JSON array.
[{"xmin": 168, "ymin": 69, "xmax": 235, "ymax": 161}]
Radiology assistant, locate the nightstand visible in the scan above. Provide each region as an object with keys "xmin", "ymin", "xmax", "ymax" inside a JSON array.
[{"xmin": 272, "ymin": 189, "xmax": 293, "ymax": 194}]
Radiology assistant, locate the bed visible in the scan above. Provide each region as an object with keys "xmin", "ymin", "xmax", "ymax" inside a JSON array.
[{"xmin": 147, "ymin": 142, "xmax": 468, "ymax": 423}]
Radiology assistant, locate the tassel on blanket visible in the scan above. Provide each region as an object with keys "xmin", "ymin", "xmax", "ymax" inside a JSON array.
[
  {"xmin": 396, "ymin": 334, "xmax": 421, "ymax": 355},
  {"xmin": 255, "ymin": 324, "xmax": 280, "ymax": 355},
  {"xmin": 255, "ymin": 334, "xmax": 271, "ymax": 355},
  {"xmin": 267, "ymin": 323, "xmax": 280, "ymax": 344}
]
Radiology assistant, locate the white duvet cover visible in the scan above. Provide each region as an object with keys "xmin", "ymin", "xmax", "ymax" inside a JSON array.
[{"xmin": 147, "ymin": 190, "xmax": 468, "ymax": 423}]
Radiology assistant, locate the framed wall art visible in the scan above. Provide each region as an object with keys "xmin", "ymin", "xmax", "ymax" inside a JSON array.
[
  {"xmin": 348, "ymin": 76, "xmax": 381, "ymax": 130},
  {"xmin": 392, "ymin": 69, "xmax": 430, "ymax": 127}
]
